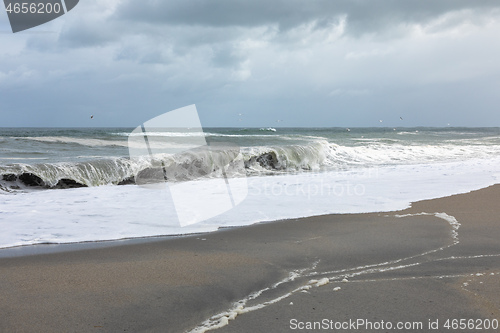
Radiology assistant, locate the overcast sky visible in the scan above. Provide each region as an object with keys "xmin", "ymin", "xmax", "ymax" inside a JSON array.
[{"xmin": 1, "ymin": 0, "xmax": 500, "ymax": 127}]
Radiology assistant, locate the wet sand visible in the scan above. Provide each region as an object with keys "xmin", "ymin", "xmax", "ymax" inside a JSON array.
[{"xmin": 1, "ymin": 185, "xmax": 500, "ymax": 332}]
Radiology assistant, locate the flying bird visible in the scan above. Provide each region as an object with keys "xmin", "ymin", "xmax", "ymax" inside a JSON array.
[{"xmin": 90, "ymin": 115, "xmax": 94, "ymax": 119}]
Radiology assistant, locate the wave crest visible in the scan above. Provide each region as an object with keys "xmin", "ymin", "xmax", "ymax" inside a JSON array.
[{"xmin": 1, "ymin": 139, "xmax": 499, "ymax": 191}]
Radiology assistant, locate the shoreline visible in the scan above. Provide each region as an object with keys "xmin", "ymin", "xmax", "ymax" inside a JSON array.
[
  {"xmin": 0, "ymin": 179, "xmax": 497, "ymax": 258},
  {"xmin": 1, "ymin": 184, "xmax": 500, "ymax": 332},
  {"xmin": 3, "ymin": 155, "xmax": 500, "ymax": 250}
]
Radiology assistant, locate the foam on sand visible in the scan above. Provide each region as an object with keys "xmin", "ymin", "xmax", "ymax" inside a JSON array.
[{"xmin": 1, "ymin": 156, "xmax": 499, "ymax": 249}]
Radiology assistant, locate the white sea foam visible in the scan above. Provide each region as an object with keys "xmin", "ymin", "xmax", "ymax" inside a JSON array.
[
  {"xmin": 116, "ymin": 131, "xmax": 280, "ymax": 138},
  {"xmin": 394, "ymin": 212, "xmax": 460, "ymax": 245},
  {"xmin": 311, "ymin": 278, "xmax": 330, "ymax": 287},
  {"xmin": 187, "ymin": 261, "xmax": 320, "ymax": 333},
  {"xmin": 7, "ymin": 137, "xmax": 498, "ymax": 192},
  {"xmin": 17, "ymin": 136, "xmax": 131, "ymax": 147},
  {"xmin": 0, "ymin": 157, "xmax": 49, "ymax": 160},
  {"xmin": 1, "ymin": 157, "xmax": 499, "ymax": 249}
]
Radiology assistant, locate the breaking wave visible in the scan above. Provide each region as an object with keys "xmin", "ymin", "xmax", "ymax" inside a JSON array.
[
  {"xmin": 1, "ymin": 139, "xmax": 499, "ymax": 192},
  {"xmin": 12, "ymin": 136, "xmax": 130, "ymax": 148}
]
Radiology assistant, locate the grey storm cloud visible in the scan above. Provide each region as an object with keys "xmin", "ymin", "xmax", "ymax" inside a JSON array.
[
  {"xmin": 49, "ymin": 0, "xmax": 496, "ymax": 50},
  {"xmin": 53, "ymin": 0, "xmax": 500, "ymax": 57},
  {"xmin": 53, "ymin": 0, "xmax": 500, "ymax": 68},
  {"xmin": 2, "ymin": 0, "xmax": 500, "ymax": 127},
  {"xmin": 114, "ymin": 0, "xmax": 500, "ymax": 35}
]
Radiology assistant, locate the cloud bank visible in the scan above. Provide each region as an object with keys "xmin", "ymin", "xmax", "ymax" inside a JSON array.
[{"xmin": 1, "ymin": 0, "xmax": 500, "ymax": 127}]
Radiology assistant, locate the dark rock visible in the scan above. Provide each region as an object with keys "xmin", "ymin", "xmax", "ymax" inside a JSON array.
[
  {"xmin": 55, "ymin": 179, "xmax": 87, "ymax": 189},
  {"xmin": 256, "ymin": 152, "xmax": 281, "ymax": 170},
  {"xmin": 117, "ymin": 176, "xmax": 135, "ymax": 185},
  {"xmin": 19, "ymin": 173, "xmax": 45, "ymax": 187},
  {"xmin": 2, "ymin": 174, "xmax": 17, "ymax": 182}
]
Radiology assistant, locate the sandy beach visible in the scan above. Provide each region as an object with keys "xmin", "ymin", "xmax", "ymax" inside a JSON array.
[
  {"xmin": 3, "ymin": 0, "xmax": 500, "ymax": 332},
  {"xmin": 1, "ymin": 185, "xmax": 500, "ymax": 332}
]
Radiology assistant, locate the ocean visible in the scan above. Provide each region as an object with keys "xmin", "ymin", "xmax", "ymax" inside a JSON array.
[{"xmin": 2, "ymin": 127, "xmax": 500, "ymax": 249}]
